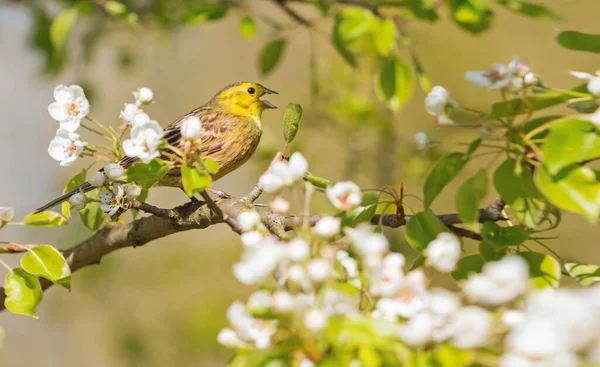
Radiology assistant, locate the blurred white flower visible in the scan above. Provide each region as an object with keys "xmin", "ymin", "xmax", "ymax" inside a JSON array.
[
  {"xmin": 326, "ymin": 181, "xmax": 362, "ymax": 211},
  {"xmin": 340, "ymin": 256, "xmax": 359, "ymax": 278},
  {"xmin": 287, "ymin": 238, "xmax": 310, "ymax": 261},
  {"xmin": 375, "ymin": 270, "xmax": 427, "ymax": 319},
  {"xmin": 414, "ymin": 131, "xmax": 428, "ymax": 151},
  {"xmin": 370, "ymin": 253, "xmax": 405, "ymax": 297},
  {"xmin": 346, "ymin": 224, "xmax": 389, "ymax": 255},
  {"xmin": 463, "ymin": 255, "xmax": 528, "ymax": 305},
  {"xmin": 225, "ymin": 301, "xmax": 276, "ymax": 349},
  {"xmin": 505, "ymin": 318, "xmax": 572, "ymax": 363},
  {"xmin": 99, "ymin": 183, "xmax": 125, "ymax": 216},
  {"xmin": 258, "ymin": 152, "xmax": 308, "ymax": 193},
  {"xmin": 269, "ymin": 197, "xmax": 289, "ymax": 214},
  {"xmin": 238, "ymin": 211, "xmax": 262, "ymax": 232},
  {"xmin": 104, "ymin": 163, "xmax": 125, "ymax": 181},
  {"xmin": 233, "ymin": 238, "xmax": 284, "ymax": 285},
  {"xmin": 314, "ymin": 216, "xmax": 341, "ymax": 238},
  {"xmin": 524, "ymin": 72, "xmax": 543, "ymax": 86},
  {"xmin": 450, "ymin": 306, "xmax": 492, "ymax": 349},
  {"xmin": 272, "ymin": 291, "xmax": 295, "ymax": 313},
  {"xmin": 304, "ymin": 309, "xmax": 328, "ymax": 332},
  {"xmin": 240, "ymin": 231, "xmax": 262, "ymax": 248},
  {"xmin": 499, "ymin": 352, "xmax": 578, "ymax": 367},
  {"xmin": 307, "ymin": 258, "xmax": 331, "ymax": 282},
  {"xmin": 427, "ymin": 288, "xmax": 460, "ymax": 317},
  {"xmin": 426, "ymin": 232, "xmax": 461, "ymax": 273},
  {"xmin": 570, "ymin": 70, "xmax": 600, "ymax": 96},
  {"xmin": 120, "ymin": 103, "xmax": 143, "ymax": 125},
  {"xmin": 399, "ymin": 311, "xmax": 439, "ymax": 347},
  {"xmin": 181, "ymin": 116, "xmax": 202, "ymax": 140},
  {"xmin": 247, "ymin": 290, "xmax": 272, "ymax": 313},
  {"xmin": 48, "ymin": 128, "xmax": 86, "ymax": 167},
  {"xmin": 217, "ymin": 328, "xmax": 243, "ymax": 348},
  {"xmin": 48, "ymin": 85, "xmax": 90, "ymax": 132},
  {"xmin": 465, "ymin": 57, "xmax": 519, "ymax": 90},
  {"xmin": 133, "ymin": 87, "xmax": 154, "ymax": 105},
  {"xmin": 299, "ymin": 359, "xmax": 315, "ymax": 367},
  {"xmin": 323, "ymin": 289, "xmax": 360, "ymax": 316},
  {"xmin": 501, "ymin": 309, "xmax": 525, "ymax": 328},
  {"xmin": 0, "ymin": 207, "xmax": 15, "ymax": 222},
  {"xmin": 126, "ymin": 183, "xmax": 142, "ymax": 199},
  {"xmin": 424, "ymin": 86, "xmax": 454, "ymax": 125},
  {"xmin": 88, "ymin": 171, "xmax": 106, "ymax": 187},
  {"xmin": 122, "ymin": 115, "xmax": 163, "ymax": 162},
  {"xmin": 68, "ymin": 192, "xmax": 87, "ymax": 211}
]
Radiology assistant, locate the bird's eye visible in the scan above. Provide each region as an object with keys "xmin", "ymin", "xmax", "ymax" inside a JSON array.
[{"xmin": 247, "ymin": 87, "xmax": 256, "ymax": 95}]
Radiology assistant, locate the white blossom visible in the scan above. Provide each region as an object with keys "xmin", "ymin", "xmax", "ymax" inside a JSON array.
[
  {"xmin": 48, "ymin": 128, "xmax": 86, "ymax": 167},
  {"xmin": 501, "ymin": 309, "xmax": 525, "ymax": 328},
  {"xmin": 399, "ymin": 311, "xmax": 439, "ymax": 347},
  {"xmin": 427, "ymin": 288, "xmax": 460, "ymax": 317},
  {"xmin": 269, "ymin": 197, "xmax": 289, "ymax": 214},
  {"xmin": 98, "ymin": 183, "xmax": 125, "ymax": 216},
  {"xmin": 238, "ymin": 211, "xmax": 262, "ymax": 232},
  {"xmin": 299, "ymin": 359, "xmax": 315, "ymax": 367},
  {"xmin": 126, "ymin": 184, "xmax": 142, "ymax": 199},
  {"xmin": 120, "ymin": 103, "xmax": 143, "ymax": 125},
  {"xmin": 424, "ymin": 86, "xmax": 454, "ymax": 125},
  {"xmin": 240, "ymin": 231, "xmax": 262, "ymax": 248},
  {"xmin": 414, "ymin": 131, "xmax": 428, "ymax": 150},
  {"xmin": 288, "ymin": 152, "xmax": 308, "ymax": 179},
  {"xmin": 339, "ymin": 256, "xmax": 359, "ymax": 278},
  {"xmin": 48, "ymin": 85, "xmax": 90, "ymax": 132},
  {"xmin": 133, "ymin": 87, "xmax": 154, "ymax": 105},
  {"xmin": 233, "ymin": 238, "xmax": 284, "ymax": 285},
  {"xmin": 88, "ymin": 171, "xmax": 106, "ymax": 187},
  {"xmin": 307, "ymin": 258, "xmax": 331, "ymax": 282},
  {"xmin": 463, "ymin": 255, "xmax": 528, "ymax": 305},
  {"xmin": 465, "ymin": 57, "xmax": 519, "ymax": 90},
  {"xmin": 0, "ymin": 207, "xmax": 15, "ymax": 222},
  {"xmin": 505, "ymin": 318, "xmax": 571, "ymax": 362},
  {"xmin": 326, "ymin": 181, "xmax": 362, "ymax": 211},
  {"xmin": 570, "ymin": 70, "xmax": 600, "ymax": 96},
  {"xmin": 217, "ymin": 328, "xmax": 243, "ymax": 348},
  {"xmin": 346, "ymin": 224, "xmax": 388, "ymax": 255},
  {"xmin": 287, "ymin": 238, "xmax": 310, "ymax": 261},
  {"xmin": 258, "ymin": 153, "xmax": 308, "ymax": 193},
  {"xmin": 450, "ymin": 306, "xmax": 492, "ymax": 349},
  {"xmin": 225, "ymin": 302, "xmax": 276, "ymax": 349},
  {"xmin": 313, "ymin": 216, "xmax": 341, "ymax": 238},
  {"xmin": 104, "ymin": 163, "xmax": 125, "ymax": 181},
  {"xmin": 69, "ymin": 192, "xmax": 87, "ymax": 211},
  {"xmin": 181, "ymin": 116, "xmax": 202, "ymax": 140},
  {"xmin": 304, "ymin": 309, "xmax": 328, "ymax": 332},
  {"xmin": 272, "ymin": 291, "xmax": 295, "ymax": 313},
  {"xmin": 122, "ymin": 114, "xmax": 163, "ymax": 162},
  {"xmin": 375, "ymin": 270, "xmax": 427, "ymax": 319},
  {"xmin": 426, "ymin": 232, "xmax": 461, "ymax": 273},
  {"xmin": 247, "ymin": 291, "xmax": 272, "ymax": 313}
]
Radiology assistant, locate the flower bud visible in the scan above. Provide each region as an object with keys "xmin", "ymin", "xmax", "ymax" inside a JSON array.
[
  {"xmin": 126, "ymin": 183, "xmax": 142, "ymax": 199},
  {"xmin": 414, "ymin": 131, "xmax": 428, "ymax": 151},
  {"xmin": 134, "ymin": 87, "xmax": 153, "ymax": 104},
  {"xmin": 181, "ymin": 116, "xmax": 202, "ymax": 140},
  {"xmin": 69, "ymin": 193, "xmax": 87, "ymax": 211},
  {"xmin": 304, "ymin": 309, "xmax": 328, "ymax": 332},
  {"xmin": 88, "ymin": 171, "xmax": 106, "ymax": 187},
  {"xmin": 104, "ymin": 163, "xmax": 124, "ymax": 181},
  {"xmin": 0, "ymin": 207, "xmax": 15, "ymax": 222},
  {"xmin": 120, "ymin": 103, "xmax": 142, "ymax": 124}
]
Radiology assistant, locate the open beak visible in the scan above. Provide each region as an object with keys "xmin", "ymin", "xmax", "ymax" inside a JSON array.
[{"xmin": 261, "ymin": 87, "xmax": 278, "ymax": 109}]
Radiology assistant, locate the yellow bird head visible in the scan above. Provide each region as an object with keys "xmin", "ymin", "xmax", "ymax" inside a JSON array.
[{"xmin": 209, "ymin": 81, "xmax": 278, "ymax": 119}]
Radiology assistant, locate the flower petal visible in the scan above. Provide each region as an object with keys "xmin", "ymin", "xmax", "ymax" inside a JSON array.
[
  {"xmin": 68, "ymin": 85, "xmax": 85, "ymax": 100},
  {"xmin": 48, "ymin": 102, "xmax": 67, "ymax": 121},
  {"xmin": 569, "ymin": 71, "xmax": 595, "ymax": 81},
  {"xmin": 465, "ymin": 71, "xmax": 492, "ymax": 88},
  {"xmin": 587, "ymin": 77, "xmax": 600, "ymax": 96},
  {"xmin": 60, "ymin": 120, "xmax": 81, "ymax": 133},
  {"xmin": 53, "ymin": 85, "xmax": 71, "ymax": 102}
]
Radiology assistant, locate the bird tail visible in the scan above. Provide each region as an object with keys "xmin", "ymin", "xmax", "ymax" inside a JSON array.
[{"xmin": 35, "ymin": 182, "xmax": 94, "ymax": 213}]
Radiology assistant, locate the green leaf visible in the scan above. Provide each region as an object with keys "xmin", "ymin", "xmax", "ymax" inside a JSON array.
[
  {"xmin": 542, "ymin": 119, "xmax": 600, "ymax": 175},
  {"xmin": 451, "ymin": 255, "xmax": 484, "ymax": 281},
  {"xmin": 376, "ymin": 58, "xmax": 413, "ymax": 112},
  {"xmin": 21, "ymin": 245, "xmax": 71, "ymax": 290},
  {"xmin": 239, "ymin": 16, "xmax": 256, "ymax": 39},
  {"xmin": 411, "ymin": 53, "xmax": 433, "ymax": 93},
  {"xmin": 182, "ymin": 163, "xmax": 212, "ymax": 197},
  {"xmin": 494, "ymin": 159, "xmax": 545, "ymax": 227},
  {"xmin": 4, "ymin": 268, "xmax": 42, "ymax": 318},
  {"xmin": 409, "ymin": 254, "xmax": 426, "ymax": 270},
  {"xmin": 424, "ymin": 152, "xmax": 468, "ymax": 207},
  {"xmin": 50, "ymin": 8, "xmax": 78, "ymax": 52},
  {"xmin": 481, "ymin": 221, "xmax": 528, "ymax": 249},
  {"xmin": 487, "ymin": 85, "xmax": 589, "ymax": 119},
  {"xmin": 405, "ymin": 0, "xmax": 438, "ymax": 21},
  {"xmin": 479, "ymin": 240, "xmax": 506, "ymax": 261},
  {"xmin": 104, "ymin": 1, "xmax": 127, "ymax": 16},
  {"xmin": 283, "ymin": 103, "xmax": 303, "ymax": 144},
  {"xmin": 567, "ymin": 99, "xmax": 599, "ymax": 113},
  {"xmin": 332, "ymin": 13, "xmax": 357, "ymax": 67},
  {"xmin": 61, "ymin": 169, "xmax": 87, "ymax": 218},
  {"xmin": 24, "ymin": 212, "xmax": 67, "ymax": 227},
  {"xmin": 203, "ymin": 158, "xmax": 219, "ymax": 175},
  {"xmin": 520, "ymin": 252, "xmax": 561, "ymax": 289},
  {"xmin": 495, "ymin": 0, "xmax": 557, "ymax": 19},
  {"xmin": 125, "ymin": 158, "xmax": 170, "ymax": 190},
  {"xmin": 456, "ymin": 169, "xmax": 488, "ymax": 228},
  {"xmin": 556, "ymin": 30, "xmax": 600, "ymax": 54},
  {"xmin": 405, "ymin": 211, "xmax": 449, "ymax": 251},
  {"xmin": 259, "ymin": 39, "xmax": 286, "ymax": 75},
  {"xmin": 373, "ymin": 19, "xmax": 396, "ymax": 56},
  {"xmin": 535, "ymin": 165, "xmax": 600, "ymax": 222},
  {"xmin": 80, "ymin": 196, "xmax": 106, "ymax": 230},
  {"xmin": 30, "ymin": 5, "xmax": 65, "ymax": 74},
  {"xmin": 447, "ymin": 0, "xmax": 493, "ymax": 34},
  {"xmin": 433, "ymin": 344, "xmax": 474, "ymax": 366},
  {"xmin": 465, "ymin": 137, "xmax": 482, "ymax": 157},
  {"xmin": 565, "ymin": 263, "xmax": 600, "ymax": 286},
  {"xmin": 184, "ymin": 4, "xmax": 228, "ymax": 25}
]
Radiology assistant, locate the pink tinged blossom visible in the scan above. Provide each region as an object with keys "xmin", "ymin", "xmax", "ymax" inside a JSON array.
[
  {"xmin": 48, "ymin": 85, "xmax": 90, "ymax": 132},
  {"xmin": 48, "ymin": 128, "xmax": 86, "ymax": 167},
  {"xmin": 414, "ymin": 131, "xmax": 428, "ymax": 150},
  {"xmin": 326, "ymin": 181, "xmax": 363, "ymax": 211},
  {"xmin": 269, "ymin": 197, "xmax": 289, "ymax": 213}
]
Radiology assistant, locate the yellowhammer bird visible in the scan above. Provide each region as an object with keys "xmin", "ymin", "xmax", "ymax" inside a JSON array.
[{"xmin": 35, "ymin": 81, "xmax": 278, "ymax": 213}]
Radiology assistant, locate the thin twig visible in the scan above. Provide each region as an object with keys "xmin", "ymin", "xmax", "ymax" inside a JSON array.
[{"xmin": 199, "ymin": 191, "xmax": 243, "ymax": 234}]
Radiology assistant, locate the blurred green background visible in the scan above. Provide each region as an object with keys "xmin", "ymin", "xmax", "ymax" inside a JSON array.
[{"xmin": 0, "ymin": 0, "xmax": 599, "ymax": 365}]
